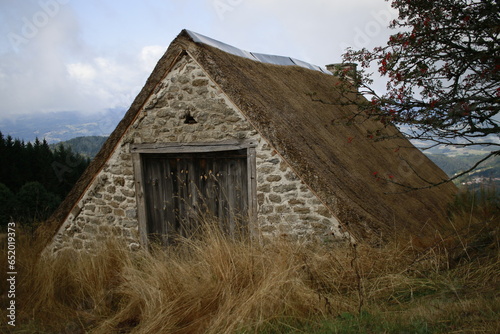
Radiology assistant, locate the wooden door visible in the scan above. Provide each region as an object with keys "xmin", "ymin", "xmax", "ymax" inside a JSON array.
[{"xmin": 142, "ymin": 149, "xmax": 248, "ymax": 245}]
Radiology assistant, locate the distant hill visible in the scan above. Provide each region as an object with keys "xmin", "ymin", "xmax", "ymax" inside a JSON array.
[
  {"xmin": 50, "ymin": 136, "xmax": 108, "ymax": 158},
  {"xmin": 426, "ymin": 153, "xmax": 500, "ymax": 191},
  {"xmin": 426, "ymin": 153, "xmax": 499, "ymax": 176}
]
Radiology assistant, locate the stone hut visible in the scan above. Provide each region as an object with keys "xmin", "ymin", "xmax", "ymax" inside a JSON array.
[{"xmin": 43, "ymin": 30, "xmax": 457, "ymax": 253}]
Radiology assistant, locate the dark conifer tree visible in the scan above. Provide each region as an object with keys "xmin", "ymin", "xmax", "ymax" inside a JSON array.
[{"xmin": 0, "ymin": 131, "xmax": 91, "ymax": 228}]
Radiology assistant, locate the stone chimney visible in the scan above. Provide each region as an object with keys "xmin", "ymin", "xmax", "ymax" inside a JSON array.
[{"xmin": 326, "ymin": 63, "xmax": 358, "ymax": 86}]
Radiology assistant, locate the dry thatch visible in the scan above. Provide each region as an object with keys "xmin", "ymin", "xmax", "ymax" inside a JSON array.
[{"xmin": 41, "ymin": 29, "xmax": 457, "ymax": 246}]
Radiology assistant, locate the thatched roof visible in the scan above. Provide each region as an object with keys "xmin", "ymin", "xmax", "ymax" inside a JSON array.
[{"xmin": 41, "ymin": 29, "xmax": 457, "ymax": 245}]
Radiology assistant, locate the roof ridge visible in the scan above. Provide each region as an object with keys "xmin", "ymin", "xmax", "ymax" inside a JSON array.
[{"xmin": 185, "ymin": 29, "xmax": 332, "ymax": 75}]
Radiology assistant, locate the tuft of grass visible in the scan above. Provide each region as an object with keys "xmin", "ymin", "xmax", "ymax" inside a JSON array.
[{"xmin": 0, "ymin": 190, "xmax": 498, "ymax": 333}]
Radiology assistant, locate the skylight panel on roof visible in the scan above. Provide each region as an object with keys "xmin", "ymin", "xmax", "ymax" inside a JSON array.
[
  {"xmin": 186, "ymin": 30, "xmax": 256, "ymax": 61},
  {"xmin": 291, "ymin": 58, "xmax": 323, "ymax": 72},
  {"xmin": 185, "ymin": 30, "xmax": 331, "ymax": 75},
  {"xmin": 251, "ymin": 53, "xmax": 296, "ymax": 66}
]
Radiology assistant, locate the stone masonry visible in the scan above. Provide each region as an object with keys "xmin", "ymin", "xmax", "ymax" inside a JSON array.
[{"xmin": 49, "ymin": 55, "xmax": 350, "ymax": 253}]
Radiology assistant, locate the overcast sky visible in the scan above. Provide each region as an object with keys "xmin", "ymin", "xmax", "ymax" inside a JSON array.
[{"xmin": 0, "ymin": 0, "xmax": 397, "ymax": 119}]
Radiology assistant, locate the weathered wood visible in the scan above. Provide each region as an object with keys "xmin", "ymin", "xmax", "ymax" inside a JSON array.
[
  {"xmin": 247, "ymin": 147, "xmax": 257, "ymax": 236},
  {"xmin": 132, "ymin": 152, "xmax": 148, "ymax": 247},
  {"xmin": 131, "ymin": 139, "xmax": 258, "ymax": 154},
  {"xmin": 140, "ymin": 149, "xmax": 250, "ymax": 246}
]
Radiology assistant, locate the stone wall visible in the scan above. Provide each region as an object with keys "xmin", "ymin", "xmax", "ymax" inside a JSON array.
[
  {"xmin": 49, "ymin": 55, "xmax": 349, "ymax": 253},
  {"xmin": 254, "ymin": 142, "xmax": 347, "ymax": 243}
]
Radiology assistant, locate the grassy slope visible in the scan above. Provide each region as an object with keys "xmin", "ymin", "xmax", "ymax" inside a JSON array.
[{"xmin": 0, "ymin": 194, "xmax": 498, "ymax": 333}]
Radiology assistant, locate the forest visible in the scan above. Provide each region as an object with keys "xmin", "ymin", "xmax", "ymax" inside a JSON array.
[{"xmin": 0, "ymin": 131, "xmax": 90, "ymax": 230}]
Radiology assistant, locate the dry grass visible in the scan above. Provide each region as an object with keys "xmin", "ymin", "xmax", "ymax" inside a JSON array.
[{"xmin": 1, "ymin": 193, "xmax": 499, "ymax": 333}]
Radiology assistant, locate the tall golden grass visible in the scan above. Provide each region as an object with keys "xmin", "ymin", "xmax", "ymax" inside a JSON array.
[{"xmin": 1, "ymin": 189, "xmax": 499, "ymax": 333}]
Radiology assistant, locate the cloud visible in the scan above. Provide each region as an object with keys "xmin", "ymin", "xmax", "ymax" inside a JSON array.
[
  {"xmin": 208, "ymin": 0, "xmax": 397, "ymax": 65},
  {"xmin": 0, "ymin": 0, "xmax": 83, "ymax": 117},
  {"xmin": 139, "ymin": 45, "xmax": 166, "ymax": 71},
  {"xmin": 0, "ymin": 0, "xmax": 166, "ymax": 119},
  {"xmin": 67, "ymin": 62, "xmax": 97, "ymax": 81},
  {"xmin": 0, "ymin": 0, "xmax": 397, "ymax": 119},
  {"xmin": 63, "ymin": 46, "xmax": 165, "ymax": 114}
]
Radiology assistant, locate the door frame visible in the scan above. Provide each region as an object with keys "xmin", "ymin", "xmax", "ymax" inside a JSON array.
[{"xmin": 131, "ymin": 139, "xmax": 258, "ymax": 247}]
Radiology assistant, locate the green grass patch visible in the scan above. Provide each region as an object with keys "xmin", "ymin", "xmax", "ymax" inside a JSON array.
[{"xmin": 241, "ymin": 312, "xmax": 445, "ymax": 334}]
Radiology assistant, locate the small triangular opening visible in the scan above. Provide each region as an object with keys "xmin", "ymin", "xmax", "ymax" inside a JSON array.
[{"xmin": 184, "ymin": 111, "xmax": 198, "ymax": 124}]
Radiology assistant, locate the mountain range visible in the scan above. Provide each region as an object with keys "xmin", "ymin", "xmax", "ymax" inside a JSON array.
[
  {"xmin": 0, "ymin": 109, "xmax": 124, "ymax": 144},
  {"xmin": 2, "ymin": 109, "xmax": 496, "ymax": 153},
  {"xmin": 1, "ymin": 110, "xmax": 498, "ymax": 187}
]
